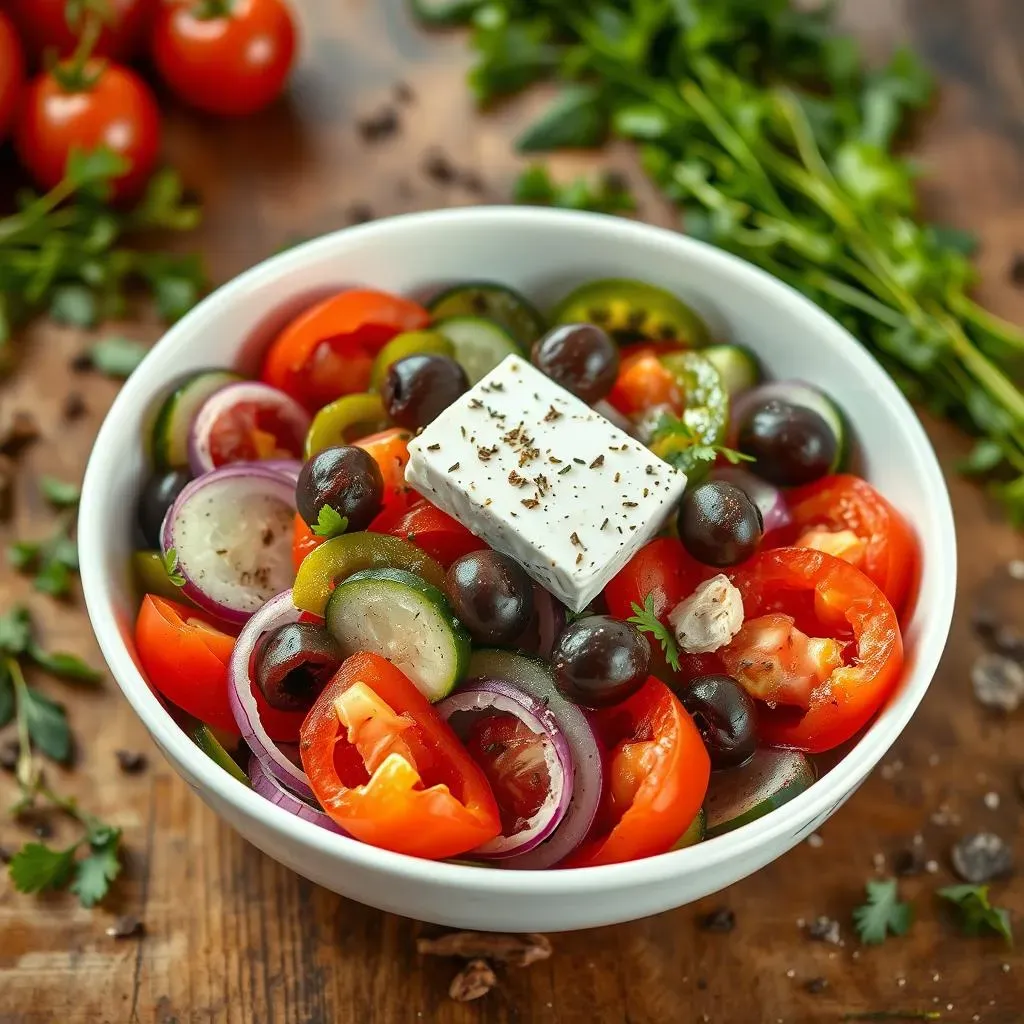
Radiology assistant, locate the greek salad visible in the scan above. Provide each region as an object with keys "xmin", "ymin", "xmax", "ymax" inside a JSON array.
[{"xmin": 131, "ymin": 277, "xmax": 917, "ymax": 868}]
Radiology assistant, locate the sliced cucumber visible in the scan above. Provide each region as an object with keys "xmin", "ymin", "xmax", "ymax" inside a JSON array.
[
  {"xmin": 704, "ymin": 749, "xmax": 816, "ymax": 839},
  {"xmin": 468, "ymin": 648, "xmax": 554, "ymax": 691},
  {"xmin": 435, "ymin": 316, "xmax": 522, "ymax": 384},
  {"xmin": 731, "ymin": 381, "xmax": 849, "ymax": 471},
  {"xmin": 370, "ymin": 330, "xmax": 454, "ymax": 390},
  {"xmin": 428, "ymin": 282, "xmax": 546, "ymax": 348},
  {"xmin": 552, "ymin": 278, "xmax": 710, "ymax": 346},
  {"xmin": 151, "ymin": 369, "xmax": 242, "ymax": 470},
  {"xmin": 702, "ymin": 344, "xmax": 761, "ymax": 398},
  {"xmin": 325, "ymin": 567, "xmax": 470, "ymax": 702},
  {"xmin": 191, "ymin": 723, "xmax": 251, "ymax": 787},
  {"xmin": 672, "ymin": 807, "xmax": 707, "ymax": 850}
]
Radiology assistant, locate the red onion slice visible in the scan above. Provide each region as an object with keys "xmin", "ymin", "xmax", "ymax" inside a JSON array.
[
  {"xmin": 161, "ymin": 463, "xmax": 297, "ymax": 623},
  {"xmin": 249, "ymin": 754, "xmax": 346, "ymax": 834},
  {"xmin": 228, "ymin": 590, "xmax": 315, "ymax": 799},
  {"xmin": 258, "ymin": 458, "xmax": 302, "ymax": 483},
  {"xmin": 189, "ymin": 380, "xmax": 310, "ymax": 477},
  {"xmin": 711, "ymin": 466, "xmax": 792, "ymax": 535},
  {"xmin": 437, "ymin": 680, "xmax": 573, "ymax": 860},
  {"xmin": 465, "ymin": 650, "xmax": 602, "ymax": 869}
]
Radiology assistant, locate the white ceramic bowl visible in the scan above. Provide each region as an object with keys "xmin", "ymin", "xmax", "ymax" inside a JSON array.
[{"xmin": 80, "ymin": 208, "xmax": 956, "ymax": 932}]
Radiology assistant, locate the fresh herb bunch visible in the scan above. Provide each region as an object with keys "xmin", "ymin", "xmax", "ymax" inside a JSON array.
[
  {"xmin": 0, "ymin": 606, "xmax": 123, "ymax": 908},
  {"xmin": 0, "ymin": 146, "xmax": 205, "ymax": 372},
  {"xmin": 414, "ymin": 0, "xmax": 1024, "ymax": 522},
  {"xmin": 8, "ymin": 476, "xmax": 83, "ymax": 598}
]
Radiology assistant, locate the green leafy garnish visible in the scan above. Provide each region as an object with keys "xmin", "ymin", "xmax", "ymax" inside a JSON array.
[
  {"xmin": 88, "ymin": 336, "xmax": 150, "ymax": 379},
  {"xmin": 311, "ymin": 505, "xmax": 349, "ymax": 539},
  {"xmin": 627, "ymin": 593, "xmax": 680, "ymax": 672},
  {"xmin": 0, "ymin": 145, "xmax": 205, "ymax": 369},
  {"xmin": 415, "ymin": 0, "xmax": 1024, "ymax": 526},
  {"xmin": 8, "ymin": 516, "xmax": 79, "ymax": 597},
  {"xmin": 1, "ymin": 607, "xmax": 120, "ymax": 908},
  {"xmin": 650, "ymin": 413, "xmax": 753, "ymax": 471},
  {"xmin": 853, "ymin": 878, "xmax": 913, "ymax": 944},
  {"xmin": 937, "ymin": 884, "xmax": 1013, "ymax": 945},
  {"xmin": 39, "ymin": 476, "xmax": 81, "ymax": 508},
  {"xmin": 162, "ymin": 547, "xmax": 187, "ymax": 587},
  {"xmin": 514, "ymin": 165, "xmax": 636, "ymax": 215}
]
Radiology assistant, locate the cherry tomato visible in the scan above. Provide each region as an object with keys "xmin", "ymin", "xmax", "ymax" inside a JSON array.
[
  {"xmin": 134, "ymin": 595, "xmax": 305, "ymax": 740},
  {"xmin": 389, "ymin": 499, "xmax": 486, "ymax": 568},
  {"xmin": 152, "ymin": 0, "xmax": 296, "ymax": 117},
  {"xmin": 566, "ymin": 677, "xmax": 710, "ymax": 867},
  {"xmin": 261, "ymin": 289, "xmax": 431, "ymax": 412},
  {"xmin": 0, "ymin": 12, "xmax": 25, "ymax": 144},
  {"xmin": 300, "ymin": 651, "xmax": 501, "ymax": 859},
  {"xmin": 723, "ymin": 547, "xmax": 903, "ymax": 753},
  {"xmin": 6, "ymin": 0, "xmax": 154, "ymax": 63},
  {"xmin": 464, "ymin": 713, "xmax": 550, "ymax": 837},
  {"xmin": 206, "ymin": 400, "xmax": 304, "ymax": 467},
  {"xmin": 15, "ymin": 60, "xmax": 160, "ymax": 200},
  {"xmin": 785, "ymin": 474, "xmax": 917, "ymax": 617},
  {"xmin": 606, "ymin": 344, "xmax": 684, "ymax": 418}
]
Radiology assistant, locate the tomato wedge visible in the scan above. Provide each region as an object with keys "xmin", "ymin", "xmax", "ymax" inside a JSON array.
[
  {"xmin": 300, "ymin": 652, "xmax": 501, "ymax": 858},
  {"xmin": 566, "ymin": 678, "xmax": 709, "ymax": 867},
  {"xmin": 723, "ymin": 548, "xmax": 903, "ymax": 753},
  {"xmin": 785, "ymin": 474, "xmax": 917, "ymax": 617},
  {"xmin": 134, "ymin": 595, "xmax": 305, "ymax": 741},
  {"xmin": 606, "ymin": 344, "xmax": 683, "ymax": 418},
  {"xmin": 389, "ymin": 499, "xmax": 486, "ymax": 567},
  {"xmin": 261, "ymin": 289, "xmax": 430, "ymax": 411}
]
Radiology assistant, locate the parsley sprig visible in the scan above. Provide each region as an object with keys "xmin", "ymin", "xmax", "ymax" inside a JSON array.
[
  {"xmin": 627, "ymin": 593, "xmax": 681, "ymax": 671},
  {"xmin": 162, "ymin": 547, "xmax": 186, "ymax": 587},
  {"xmin": 417, "ymin": 0, "xmax": 1024, "ymax": 524},
  {"xmin": 0, "ymin": 607, "xmax": 122, "ymax": 908},
  {"xmin": 938, "ymin": 884, "xmax": 1013, "ymax": 945},
  {"xmin": 0, "ymin": 146, "xmax": 205, "ymax": 371},
  {"xmin": 514, "ymin": 164, "xmax": 636, "ymax": 215},
  {"xmin": 311, "ymin": 505, "xmax": 349, "ymax": 539},
  {"xmin": 8, "ymin": 476, "xmax": 83, "ymax": 598},
  {"xmin": 853, "ymin": 878, "xmax": 913, "ymax": 945},
  {"xmin": 649, "ymin": 413, "xmax": 753, "ymax": 474}
]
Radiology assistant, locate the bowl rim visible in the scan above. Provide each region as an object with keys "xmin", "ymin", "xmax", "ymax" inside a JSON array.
[{"xmin": 80, "ymin": 206, "xmax": 957, "ymax": 895}]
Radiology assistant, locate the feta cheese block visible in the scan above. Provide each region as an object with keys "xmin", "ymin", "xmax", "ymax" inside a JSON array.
[{"xmin": 405, "ymin": 355, "xmax": 687, "ymax": 612}]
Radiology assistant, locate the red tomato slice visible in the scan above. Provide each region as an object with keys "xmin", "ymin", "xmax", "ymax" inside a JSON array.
[
  {"xmin": 785, "ymin": 474, "xmax": 918, "ymax": 617},
  {"xmin": 134, "ymin": 595, "xmax": 304, "ymax": 741},
  {"xmin": 566, "ymin": 678, "xmax": 710, "ymax": 867},
  {"xmin": 389, "ymin": 499, "xmax": 486, "ymax": 568},
  {"xmin": 606, "ymin": 346, "xmax": 684, "ymax": 418},
  {"xmin": 463, "ymin": 713, "xmax": 551, "ymax": 837},
  {"xmin": 300, "ymin": 652, "xmax": 501, "ymax": 858},
  {"xmin": 357, "ymin": 427, "xmax": 418, "ymax": 530},
  {"xmin": 208, "ymin": 400, "xmax": 305, "ymax": 467},
  {"xmin": 724, "ymin": 548, "xmax": 903, "ymax": 753},
  {"xmin": 261, "ymin": 289, "xmax": 430, "ymax": 411}
]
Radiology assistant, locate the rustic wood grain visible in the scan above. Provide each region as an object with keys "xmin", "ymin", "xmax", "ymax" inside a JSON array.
[{"xmin": 1, "ymin": 1, "xmax": 1023, "ymax": 1022}]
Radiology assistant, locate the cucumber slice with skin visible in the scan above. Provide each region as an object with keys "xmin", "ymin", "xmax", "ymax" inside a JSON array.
[
  {"xmin": 434, "ymin": 316, "xmax": 522, "ymax": 384},
  {"xmin": 702, "ymin": 344, "xmax": 761, "ymax": 398},
  {"xmin": 370, "ymin": 330, "xmax": 454, "ymax": 391},
  {"xmin": 428, "ymin": 282, "xmax": 546, "ymax": 348},
  {"xmin": 151, "ymin": 370, "xmax": 242, "ymax": 470},
  {"xmin": 409, "ymin": 0, "xmax": 482, "ymax": 25},
  {"xmin": 704, "ymin": 749, "xmax": 816, "ymax": 839},
  {"xmin": 191, "ymin": 723, "xmax": 251, "ymax": 787},
  {"xmin": 672, "ymin": 807, "xmax": 706, "ymax": 850},
  {"xmin": 325, "ymin": 567, "xmax": 470, "ymax": 702},
  {"xmin": 552, "ymin": 278, "xmax": 710, "ymax": 346}
]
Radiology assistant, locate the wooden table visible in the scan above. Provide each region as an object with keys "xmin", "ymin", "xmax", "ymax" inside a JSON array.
[{"xmin": 1, "ymin": 1, "xmax": 1023, "ymax": 1021}]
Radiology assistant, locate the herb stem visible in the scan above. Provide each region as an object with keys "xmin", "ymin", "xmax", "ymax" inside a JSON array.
[{"xmin": 7, "ymin": 658, "xmax": 36, "ymax": 796}]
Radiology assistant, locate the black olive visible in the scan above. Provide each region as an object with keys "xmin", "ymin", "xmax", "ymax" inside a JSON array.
[
  {"xmin": 137, "ymin": 469, "xmax": 191, "ymax": 548},
  {"xmin": 531, "ymin": 323, "xmax": 620, "ymax": 403},
  {"xmin": 737, "ymin": 399, "xmax": 837, "ymax": 486},
  {"xmin": 380, "ymin": 353, "xmax": 469, "ymax": 430},
  {"xmin": 678, "ymin": 479, "xmax": 763, "ymax": 567},
  {"xmin": 552, "ymin": 615, "xmax": 650, "ymax": 708},
  {"xmin": 446, "ymin": 550, "xmax": 534, "ymax": 645},
  {"xmin": 677, "ymin": 674, "xmax": 756, "ymax": 769},
  {"xmin": 296, "ymin": 445, "xmax": 383, "ymax": 532},
  {"xmin": 252, "ymin": 623, "xmax": 343, "ymax": 713}
]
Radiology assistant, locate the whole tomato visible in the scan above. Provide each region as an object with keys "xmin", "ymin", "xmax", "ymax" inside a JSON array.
[
  {"xmin": 15, "ymin": 60, "xmax": 161, "ymax": 200},
  {"xmin": 152, "ymin": 0, "xmax": 297, "ymax": 117},
  {"xmin": 5, "ymin": 0, "xmax": 155, "ymax": 63},
  {"xmin": 0, "ymin": 12, "xmax": 26, "ymax": 143}
]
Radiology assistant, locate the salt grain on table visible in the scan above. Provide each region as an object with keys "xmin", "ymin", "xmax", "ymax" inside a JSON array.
[
  {"xmin": 971, "ymin": 651, "xmax": 1024, "ymax": 711},
  {"xmin": 950, "ymin": 832, "xmax": 1014, "ymax": 883}
]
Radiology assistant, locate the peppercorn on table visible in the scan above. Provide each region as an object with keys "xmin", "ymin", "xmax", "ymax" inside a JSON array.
[{"xmin": 0, "ymin": 1, "xmax": 1022, "ymax": 1021}]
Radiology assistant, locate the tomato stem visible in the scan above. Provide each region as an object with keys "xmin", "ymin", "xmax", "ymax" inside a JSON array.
[
  {"xmin": 51, "ymin": 11, "xmax": 105, "ymax": 92},
  {"xmin": 193, "ymin": 0, "xmax": 236, "ymax": 19}
]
